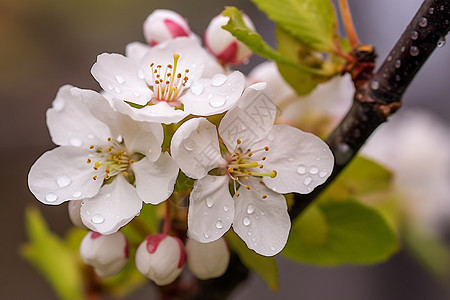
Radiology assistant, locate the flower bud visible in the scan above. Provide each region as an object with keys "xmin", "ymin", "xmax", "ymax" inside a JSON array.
[
  {"xmin": 185, "ymin": 237, "xmax": 230, "ymax": 280},
  {"xmin": 204, "ymin": 13, "xmax": 254, "ymax": 65},
  {"xmin": 68, "ymin": 200, "xmax": 88, "ymax": 229},
  {"xmin": 143, "ymin": 9, "xmax": 190, "ymax": 46},
  {"xmin": 80, "ymin": 231, "xmax": 129, "ymax": 277},
  {"xmin": 135, "ymin": 234, "xmax": 186, "ymax": 286}
]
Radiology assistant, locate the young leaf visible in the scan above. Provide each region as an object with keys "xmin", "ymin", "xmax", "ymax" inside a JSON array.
[
  {"xmin": 251, "ymin": 0, "xmax": 338, "ymax": 52},
  {"xmin": 283, "ymin": 201, "xmax": 398, "ymax": 265},
  {"xmin": 226, "ymin": 230, "xmax": 279, "ymax": 291},
  {"xmin": 21, "ymin": 207, "xmax": 84, "ymax": 300}
]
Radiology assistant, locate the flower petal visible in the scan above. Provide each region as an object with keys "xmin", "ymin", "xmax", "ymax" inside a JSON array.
[
  {"xmin": 133, "ymin": 153, "xmax": 179, "ymax": 205},
  {"xmin": 257, "ymin": 125, "xmax": 334, "ymax": 194},
  {"xmin": 81, "ymin": 175, "xmax": 142, "ymax": 234},
  {"xmin": 46, "ymin": 85, "xmax": 111, "ymax": 147},
  {"xmin": 28, "ymin": 146, "xmax": 103, "ymax": 205},
  {"xmin": 125, "ymin": 41, "xmax": 151, "ymax": 61},
  {"xmin": 188, "ymin": 175, "xmax": 234, "ymax": 243},
  {"xmin": 219, "ymin": 82, "xmax": 276, "ymax": 151},
  {"xmin": 232, "ymin": 179, "xmax": 290, "ymax": 256},
  {"xmin": 91, "ymin": 53, "xmax": 152, "ymax": 105},
  {"xmin": 171, "ymin": 118, "xmax": 224, "ymax": 179},
  {"xmin": 181, "ymin": 71, "xmax": 245, "ymax": 116}
]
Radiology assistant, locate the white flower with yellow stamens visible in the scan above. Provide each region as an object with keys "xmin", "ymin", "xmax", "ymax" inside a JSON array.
[
  {"xmin": 91, "ymin": 37, "xmax": 245, "ymax": 124},
  {"xmin": 170, "ymin": 82, "xmax": 334, "ymax": 256},
  {"xmin": 28, "ymin": 85, "xmax": 179, "ymax": 234}
]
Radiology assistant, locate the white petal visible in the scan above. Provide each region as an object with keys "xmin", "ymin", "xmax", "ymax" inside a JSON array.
[
  {"xmin": 170, "ymin": 118, "xmax": 224, "ymax": 179},
  {"xmin": 188, "ymin": 175, "xmax": 234, "ymax": 243},
  {"xmin": 232, "ymin": 179, "xmax": 290, "ymax": 256},
  {"xmin": 47, "ymin": 85, "xmax": 111, "ymax": 147},
  {"xmin": 81, "ymin": 175, "xmax": 142, "ymax": 234},
  {"xmin": 182, "ymin": 71, "xmax": 245, "ymax": 116},
  {"xmin": 133, "ymin": 153, "xmax": 179, "ymax": 205},
  {"xmin": 125, "ymin": 41, "xmax": 151, "ymax": 61},
  {"xmin": 219, "ymin": 82, "xmax": 276, "ymax": 151},
  {"xmin": 257, "ymin": 125, "xmax": 334, "ymax": 194},
  {"xmin": 28, "ymin": 146, "xmax": 103, "ymax": 205},
  {"xmin": 91, "ymin": 53, "xmax": 152, "ymax": 105},
  {"xmin": 113, "ymin": 99, "xmax": 189, "ymax": 125}
]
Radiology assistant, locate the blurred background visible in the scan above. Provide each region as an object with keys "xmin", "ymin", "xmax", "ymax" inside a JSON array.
[{"xmin": 1, "ymin": 0, "xmax": 449, "ymax": 298}]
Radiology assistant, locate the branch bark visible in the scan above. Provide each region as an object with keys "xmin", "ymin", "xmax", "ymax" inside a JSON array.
[{"xmin": 290, "ymin": 0, "xmax": 450, "ymax": 219}]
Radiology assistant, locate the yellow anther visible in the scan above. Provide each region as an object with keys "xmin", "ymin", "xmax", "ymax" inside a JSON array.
[
  {"xmin": 236, "ymin": 192, "xmax": 240, "ymax": 197},
  {"xmin": 129, "ymin": 159, "xmax": 135, "ymax": 164},
  {"xmin": 150, "ymin": 62, "xmax": 154, "ymax": 67},
  {"xmin": 93, "ymin": 175, "xmax": 97, "ymax": 180},
  {"xmin": 259, "ymin": 180, "xmax": 264, "ymax": 185},
  {"xmin": 237, "ymin": 139, "xmax": 242, "ymax": 144},
  {"xmin": 123, "ymin": 171, "xmax": 128, "ymax": 176},
  {"xmin": 107, "ymin": 137, "xmax": 111, "ymax": 141},
  {"xmin": 90, "ymin": 145, "xmax": 94, "ymax": 149},
  {"xmin": 264, "ymin": 146, "xmax": 269, "ymax": 151},
  {"xmin": 262, "ymin": 194, "xmax": 267, "ymax": 199},
  {"xmin": 94, "ymin": 161, "xmax": 101, "ymax": 168},
  {"xmin": 259, "ymin": 164, "xmax": 264, "ymax": 169},
  {"xmin": 248, "ymin": 152, "xmax": 253, "ymax": 157},
  {"xmin": 168, "ymin": 64, "xmax": 173, "ymax": 69},
  {"xmin": 246, "ymin": 185, "xmax": 251, "ymax": 190},
  {"xmin": 262, "ymin": 156, "xmax": 267, "ymax": 161},
  {"xmin": 105, "ymin": 174, "xmax": 110, "ymax": 180},
  {"xmin": 107, "ymin": 147, "xmax": 112, "ymax": 152},
  {"xmin": 185, "ymin": 69, "xmax": 189, "ymax": 73},
  {"xmin": 105, "ymin": 168, "xmax": 110, "ymax": 174},
  {"xmin": 87, "ymin": 159, "xmax": 91, "ymax": 163}
]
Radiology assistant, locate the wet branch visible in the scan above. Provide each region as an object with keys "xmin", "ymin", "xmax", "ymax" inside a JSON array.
[{"xmin": 290, "ymin": 0, "xmax": 450, "ymax": 219}]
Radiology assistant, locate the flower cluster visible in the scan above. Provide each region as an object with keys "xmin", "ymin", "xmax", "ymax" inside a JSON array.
[{"xmin": 28, "ymin": 9, "xmax": 334, "ymax": 285}]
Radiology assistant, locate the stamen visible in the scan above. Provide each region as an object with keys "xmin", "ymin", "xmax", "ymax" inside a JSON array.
[
  {"xmin": 93, "ymin": 175, "xmax": 97, "ymax": 180},
  {"xmin": 237, "ymin": 139, "xmax": 242, "ymax": 144},
  {"xmin": 87, "ymin": 159, "xmax": 91, "ymax": 163},
  {"xmin": 262, "ymin": 195, "xmax": 267, "ymax": 199},
  {"xmin": 236, "ymin": 192, "xmax": 240, "ymax": 197},
  {"xmin": 90, "ymin": 145, "xmax": 94, "ymax": 149},
  {"xmin": 246, "ymin": 185, "xmax": 251, "ymax": 190},
  {"xmin": 107, "ymin": 137, "xmax": 111, "ymax": 141}
]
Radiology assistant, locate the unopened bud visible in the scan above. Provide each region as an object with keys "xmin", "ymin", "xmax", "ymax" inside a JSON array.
[
  {"xmin": 80, "ymin": 231, "xmax": 128, "ymax": 277},
  {"xmin": 68, "ymin": 200, "xmax": 88, "ymax": 230},
  {"xmin": 204, "ymin": 13, "xmax": 254, "ymax": 65},
  {"xmin": 185, "ymin": 237, "xmax": 230, "ymax": 280},
  {"xmin": 143, "ymin": 9, "xmax": 190, "ymax": 46},
  {"xmin": 135, "ymin": 234, "xmax": 186, "ymax": 286}
]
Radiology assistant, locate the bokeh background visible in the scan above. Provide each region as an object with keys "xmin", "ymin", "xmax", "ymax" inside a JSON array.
[{"xmin": 1, "ymin": 0, "xmax": 449, "ymax": 299}]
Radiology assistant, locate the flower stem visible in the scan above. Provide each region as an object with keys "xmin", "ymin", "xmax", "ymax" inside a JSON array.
[
  {"xmin": 338, "ymin": 0, "xmax": 360, "ymax": 48},
  {"xmin": 163, "ymin": 200, "xmax": 172, "ymax": 235}
]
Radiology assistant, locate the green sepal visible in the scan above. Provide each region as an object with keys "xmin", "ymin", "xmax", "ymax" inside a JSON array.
[{"xmin": 124, "ymin": 100, "xmax": 147, "ymax": 109}]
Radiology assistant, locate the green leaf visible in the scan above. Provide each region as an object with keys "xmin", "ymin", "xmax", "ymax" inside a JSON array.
[
  {"xmin": 226, "ymin": 230, "xmax": 279, "ymax": 291},
  {"xmin": 283, "ymin": 201, "xmax": 398, "ymax": 265},
  {"xmin": 221, "ymin": 6, "xmax": 327, "ymax": 75},
  {"xmin": 251, "ymin": 0, "xmax": 337, "ymax": 52},
  {"xmin": 21, "ymin": 207, "xmax": 84, "ymax": 300}
]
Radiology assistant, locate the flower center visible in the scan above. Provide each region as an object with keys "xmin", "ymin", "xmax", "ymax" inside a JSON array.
[
  {"xmin": 87, "ymin": 138, "xmax": 135, "ymax": 181},
  {"xmin": 149, "ymin": 53, "xmax": 189, "ymax": 104},
  {"xmin": 226, "ymin": 139, "xmax": 277, "ymax": 198}
]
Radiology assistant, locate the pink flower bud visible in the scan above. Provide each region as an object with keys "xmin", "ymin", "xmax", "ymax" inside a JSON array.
[
  {"xmin": 135, "ymin": 234, "xmax": 186, "ymax": 286},
  {"xmin": 204, "ymin": 13, "xmax": 255, "ymax": 65},
  {"xmin": 143, "ymin": 9, "xmax": 190, "ymax": 46},
  {"xmin": 68, "ymin": 200, "xmax": 88, "ymax": 229},
  {"xmin": 185, "ymin": 237, "xmax": 230, "ymax": 280},
  {"xmin": 80, "ymin": 231, "xmax": 128, "ymax": 277}
]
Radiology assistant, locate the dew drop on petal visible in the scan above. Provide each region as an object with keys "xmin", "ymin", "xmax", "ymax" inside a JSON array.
[
  {"xmin": 304, "ymin": 176, "xmax": 312, "ymax": 186},
  {"xmin": 134, "ymin": 91, "xmax": 141, "ymax": 97},
  {"xmin": 319, "ymin": 171, "xmax": 328, "ymax": 178},
  {"xmin": 296, "ymin": 165, "xmax": 306, "ymax": 175},
  {"xmin": 45, "ymin": 193, "xmax": 58, "ymax": 203},
  {"xmin": 309, "ymin": 167, "xmax": 319, "ymax": 175},
  {"xmin": 114, "ymin": 86, "xmax": 121, "ymax": 93},
  {"xmin": 209, "ymin": 96, "xmax": 226, "ymax": 108},
  {"xmin": 137, "ymin": 68, "xmax": 145, "ymax": 79},
  {"xmin": 56, "ymin": 175, "xmax": 71, "ymax": 187},
  {"xmin": 183, "ymin": 138, "xmax": 195, "ymax": 151},
  {"xmin": 247, "ymin": 231, "xmax": 252, "ymax": 236},
  {"xmin": 287, "ymin": 155, "xmax": 295, "ymax": 162},
  {"xmin": 87, "ymin": 134, "xmax": 94, "ymax": 139},
  {"xmin": 115, "ymin": 75, "xmax": 126, "ymax": 84},
  {"xmin": 107, "ymin": 84, "xmax": 113, "ymax": 91},
  {"xmin": 204, "ymin": 232, "xmax": 210, "ymax": 239},
  {"xmin": 223, "ymin": 205, "xmax": 229, "ymax": 212},
  {"xmin": 105, "ymin": 193, "xmax": 111, "ymax": 198},
  {"xmin": 270, "ymin": 246, "xmax": 276, "ymax": 252},
  {"xmin": 206, "ymin": 197, "xmax": 213, "ymax": 208},
  {"xmin": 247, "ymin": 204, "xmax": 255, "ymax": 214},
  {"xmin": 211, "ymin": 73, "xmax": 227, "ymax": 87},
  {"xmin": 267, "ymin": 134, "xmax": 275, "ymax": 142},
  {"xmin": 243, "ymin": 217, "xmax": 251, "ymax": 227},
  {"xmin": 190, "ymin": 82, "xmax": 204, "ymax": 95},
  {"xmin": 216, "ymin": 220, "xmax": 223, "ymax": 229},
  {"xmin": 91, "ymin": 214, "xmax": 105, "ymax": 224},
  {"xmin": 72, "ymin": 191, "xmax": 82, "ymax": 198},
  {"xmin": 70, "ymin": 138, "xmax": 82, "ymax": 147}
]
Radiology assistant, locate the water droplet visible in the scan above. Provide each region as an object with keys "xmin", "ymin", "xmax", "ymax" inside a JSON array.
[
  {"xmin": 114, "ymin": 86, "xmax": 121, "ymax": 93},
  {"xmin": 287, "ymin": 155, "xmax": 295, "ymax": 162},
  {"xmin": 204, "ymin": 232, "xmax": 210, "ymax": 239},
  {"xmin": 247, "ymin": 231, "xmax": 252, "ymax": 236},
  {"xmin": 210, "ymin": 73, "xmax": 227, "ymax": 87},
  {"xmin": 183, "ymin": 138, "xmax": 195, "ymax": 151},
  {"xmin": 105, "ymin": 193, "xmax": 111, "ymax": 198},
  {"xmin": 261, "ymin": 211, "xmax": 265, "ymax": 216},
  {"xmin": 309, "ymin": 167, "xmax": 319, "ymax": 175},
  {"xmin": 81, "ymin": 201, "xmax": 85, "ymax": 206},
  {"xmin": 209, "ymin": 96, "xmax": 226, "ymax": 108},
  {"xmin": 267, "ymin": 134, "xmax": 275, "ymax": 141},
  {"xmin": 296, "ymin": 165, "xmax": 306, "ymax": 175},
  {"xmin": 437, "ymin": 36, "xmax": 446, "ymax": 48},
  {"xmin": 243, "ymin": 217, "xmax": 251, "ymax": 226},
  {"xmin": 216, "ymin": 220, "xmax": 223, "ymax": 229},
  {"xmin": 247, "ymin": 204, "xmax": 255, "ymax": 214},
  {"xmin": 411, "ymin": 31, "xmax": 419, "ymax": 40},
  {"xmin": 419, "ymin": 17, "xmax": 428, "ymax": 27},
  {"xmin": 319, "ymin": 171, "xmax": 328, "ymax": 178},
  {"xmin": 134, "ymin": 91, "xmax": 140, "ymax": 97},
  {"xmin": 394, "ymin": 59, "xmax": 402, "ymax": 69},
  {"xmin": 45, "ymin": 193, "xmax": 58, "ymax": 203},
  {"xmin": 440, "ymin": 5, "xmax": 445, "ymax": 10},
  {"xmin": 137, "ymin": 68, "xmax": 145, "ymax": 79},
  {"xmin": 370, "ymin": 80, "xmax": 379, "ymax": 90},
  {"xmin": 107, "ymin": 84, "xmax": 113, "ymax": 90},
  {"xmin": 253, "ymin": 242, "xmax": 258, "ymax": 247},
  {"xmin": 87, "ymin": 134, "xmax": 94, "ymax": 139},
  {"xmin": 410, "ymin": 46, "xmax": 419, "ymax": 56},
  {"xmin": 190, "ymin": 82, "xmax": 204, "ymax": 95},
  {"xmin": 223, "ymin": 204, "xmax": 229, "ymax": 212},
  {"xmin": 72, "ymin": 191, "xmax": 82, "ymax": 198},
  {"xmin": 270, "ymin": 246, "xmax": 276, "ymax": 252},
  {"xmin": 429, "ymin": 7, "xmax": 434, "ymax": 14},
  {"xmin": 400, "ymin": 46, "xmax": 406, "ymax": 52},
  {"xmin": 115, "ymin": 75, "xmax": 125, "ymax": 84},
  {"xmin": 206, "ymin": 197, "xmax": 214, "ymax": 208},
  {"xmin": 395, "ymin": 75, "xmax": 401, "ymax": 82},
  {"xmin": 304, "ymin": 176, "xmax": 312, "ymax": 186},
  {"xmin": 92, "ymin": 214, "xmax": 104, "ymax": 224},
  {"xmin": 70, "ymin": 138, "xmax": 82, "ymax": 147},
  {"xmin": 338, "ymin": 143, "xmax": 350, "ymax": 153},
  {"xmin": 56, "ymin": 175, "xmax": 71, "ymax": 187},
  {"xmin": 387, "ymin": 55, "xmax": 392, "ymax": 62}
]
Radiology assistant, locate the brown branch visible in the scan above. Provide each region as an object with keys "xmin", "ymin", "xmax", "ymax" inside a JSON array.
[{"xmin": 290, "ymin": 0, "xmax": 450, "ymax": 219}]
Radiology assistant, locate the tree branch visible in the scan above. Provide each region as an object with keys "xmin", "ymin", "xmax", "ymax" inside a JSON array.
[{"xmin": 290, "ymin": 0, "xmax": 450, "ymax": 219}]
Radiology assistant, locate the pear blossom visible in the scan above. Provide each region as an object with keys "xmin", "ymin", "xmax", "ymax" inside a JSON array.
[
  {"xmin": 171, "ymin": 82, "xmax": 334, "ymax": 256},
  {"xmin": 28, "ymin": 85, "xmax": 179, "ymax": 234},
  {"xmin": 91, "ymin": 37, "xmax": 245, "ymax": 124}
]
